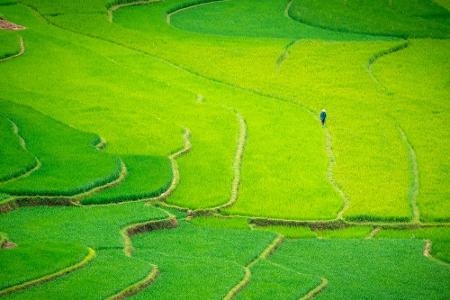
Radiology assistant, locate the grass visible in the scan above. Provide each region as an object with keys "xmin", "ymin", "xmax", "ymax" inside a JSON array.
[
  {"xmin": 81, "ymin": 155, "xmax": 172, "ymax": 204},
  {"xmin": 170, "ymin": 0, "xmax": 381, "ymax": 40},
  {"xmin": 377, "ymin": 227, "xmax": 450, "ymax": 263},
  {"xmin": 189, "ymin": 215, "xmax": 250, "ymax": 229},
  {"xmin": 0, "ymin": 116, "xmax": 36, "ymax": 182},
  {"xmin": 288, "ymin": 0, "xmax": 450, "ymax": 38},
  {"xmin": 236, "ymin": 260, "xmax": 321, "ymax": 300},
  {"xmin": 271, "ymin": 239, "xmax": 450, "ymax": 299},
  {"xmin": 0, "ymin": 242, "xmax": 88, "ymax": 290},
  {"xmin": 6, "ymin": 250, "xmax": 152, "ymax": 300},
  {"xmin": 0, "ymin": 101, "xmax": 122, "ymax": 196},
  {"xmin": 131, "ymin": 221, "xmax": 276, "ymax": 299},
  {"xmin": 255, "ymin": 225, "xmax": 317, "ymax": 239},
  {"xmin": 315, "ymin": 226, "xmax": 373, "ymax": 239}
]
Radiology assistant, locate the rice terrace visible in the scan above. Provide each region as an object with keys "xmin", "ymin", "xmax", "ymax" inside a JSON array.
[{"xmin": 0, "ymin": 0, "xmax": 449, "ymax": 298}]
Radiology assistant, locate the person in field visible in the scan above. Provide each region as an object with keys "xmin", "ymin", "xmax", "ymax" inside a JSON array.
[{"xmin": 320, "ymin": 109, "xmax": 327, "ymax": 127}]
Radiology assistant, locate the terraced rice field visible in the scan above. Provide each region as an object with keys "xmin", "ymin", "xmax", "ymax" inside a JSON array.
[{"xmin": 0, "ymin": 0, "xmax": 449, "ymax": 298}]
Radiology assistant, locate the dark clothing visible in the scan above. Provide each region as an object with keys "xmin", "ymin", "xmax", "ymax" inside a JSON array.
[{"xmin": 320, "ymin": 111, "xmax": 327, "ymax": 121}]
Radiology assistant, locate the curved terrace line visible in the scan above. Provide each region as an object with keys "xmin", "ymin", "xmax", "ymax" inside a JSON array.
[
  {"xmin": 0, "ymin": 36, "xmax": 25, "ymax": 63},
  {"xmin": 283, "ymin": 0, "xmax": 404, "ymax": 39},
  {"xmin": 276, "ymin": 39, "xmax": 299, "ymax": 70},
  {"xmin": 223, "ymin": 235, "xmax": 284, "ymax": 299},
  {"xmin": 0, "ymin": 159, "xmax": 128, "ymax": 213},
  {"xmin": 107, "ymin": 265, "xmax": 159, "ymax": 300},
  {"xmin": 146, "ymin": 128, "xmax": 192, "ymax": 204},
  {"xmin": 0, "ymin": 119, "xmax": 42, "ymax": 184},
  {"xmin": 365, "ymin": 226, "xmax": 381, "ymax": 239},
  {"xmin": 107, "ymin": 0, "xmax": 160, "ymax": 23},
  {"xmin": 299, "ymin": 277, "xmax": 328, "ymax": 300},
  {"xmin": 0, "ymin": 247, "xmax": 96, "ymax": 297},
  {"xmin": 367, "ymin": 40, "xmax": 409, "ymax": 95},
  {"xmin": 121, "ymin": 215, "xmax": 178, "ymax": 257},
  {"xmin": 397, "ymin": 126, "xmax": 420, "ymax": 223},
  {"xmin": 190, "ymin": 112, "xmax": 246, "ymax": 216},
  {"xmin": 325, "ymin": 128, "xmax": 350, "ymax": 220},
  {"xmin": 166, "ymin": 0, "xmax": 230, "ymax": 25},
  {"xmin": 423, "ymin": 240, "xmax": 450, "ymax": 268}
]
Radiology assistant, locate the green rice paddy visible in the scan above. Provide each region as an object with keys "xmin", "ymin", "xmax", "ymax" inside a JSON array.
[{"xmin": 0, "ymin": 0, "xmax": 449, "ymax": 298}]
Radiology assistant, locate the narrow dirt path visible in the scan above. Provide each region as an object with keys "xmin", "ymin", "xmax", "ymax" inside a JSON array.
[
  {"xmin": 423, "ymin": 239, "xmax": 450, "ymax": 268},
  {"xmin": 0, "ymin": 247, "xmax": 96, "ymax": 297},
  {"xmin": 324, "ymin": 128, "xmax": 349, "ymax": 220},
  {"xmin": 0, "ymin": 36, "xmax": 25, "ymax": 63},
  {"xmin": 397, "ymin": 126, "xmax": 420, "ymax": 223},
  {"xmin": 107, "ymin": 265, "xmax": 159, "ymax": 300},
  {"xmin": 299, "ymin": 277, "xmax": 328, "ymax": 300},
  {"xmin": 147, "ymin": 128, "xmax": 191, "ymax": 204},
  {"xmin": 223, "ymin": 235, "xmax": 284, "ymax": 300}
]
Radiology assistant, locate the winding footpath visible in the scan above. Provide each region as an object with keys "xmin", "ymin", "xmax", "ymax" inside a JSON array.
[
  {"xmin": 324, "ymin": 128, "xmax": 349, "ymax": 220},
  {"xmin": 423, "ymin": 240, "xmax": 450, "ymax": 269},
  {"xmin": 147, "ymin": 128, "xmax": 192, "ymax": 204},
  {"xmin": 397, "ymin": 126, "xmax": 420, "ymax": 223},
  {"xmin": 223, "ymin": 235, "xmax": 284, "ymax": 300}
]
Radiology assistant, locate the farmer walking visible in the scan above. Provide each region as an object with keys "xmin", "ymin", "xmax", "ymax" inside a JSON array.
[{"xmin": 320, "ymin": 109, "xmax": 327, "ymax": 127}]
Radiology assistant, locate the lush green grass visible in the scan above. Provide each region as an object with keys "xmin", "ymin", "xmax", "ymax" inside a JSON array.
[
  {"xmin": 237, "ymin": 259, "xmax": 320, "ymax": 300},
  {"xmin": 132, "ymin": 221, "xmax": 276, "ymax": 299},
  {"xmin": 377, "ymin": 227, "xmax": 450, "ymax": 263},
  {"xmin": 0, "ymin": 203, "xmax": 167, "ymax": 297},
  {"xmin": 0, "ymin": 242, "xmax": 88, "ymax": 290},
  {"xmin": 255, "ymin": 225, "xmax": 317, "ymax": 239},
  {"xmin": 6, "ymin": 249, "xmax": 152, "ymax": 300},
  {"xmin": 189, "ymin": 216, "xmax": 250, "ymax": 229},
  {"xmin": 289, "ymin": 0, "xmax": 450, "ymax": 38},
  {"xmin": 373, "ymin": 39, "xmax": 450, "ymax": 221},
  {"xmin": 0, "ymin": 31, "xmax": 20, "ymax": 60},
  {"xmin": 0, "ymin": 101, "xmax": 121, "ymax": 196},
  {"xmin": 0, "ymin": 116, "xmax": 36, "ymax": 182},
  {"xmin": 315, "ymin": 226, "xmax": 373, "ymax": 239},
  {"xmin": 0, "ymin": 202, "xmax": 166, "ymax": 248},
  {"xmin": 170, "ymin": 0, "xmax": 380, "ymax": 40},
  {"xmin": 271, "ymin": 239, "xmax": 450, "ymax": 299},
  {"xmin": 82, "ymin": 155, "xmax": 172, "ymax": 204}
]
